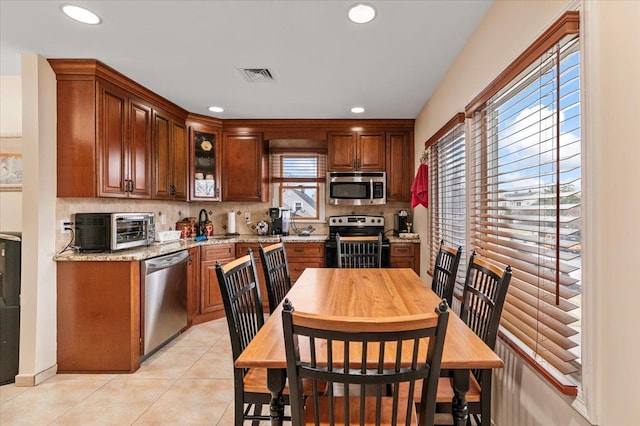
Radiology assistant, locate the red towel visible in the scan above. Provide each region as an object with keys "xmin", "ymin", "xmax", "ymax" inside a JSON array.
[{"xmin": 410, "ymin": 164, "xmax": 429, "ymax": 209}]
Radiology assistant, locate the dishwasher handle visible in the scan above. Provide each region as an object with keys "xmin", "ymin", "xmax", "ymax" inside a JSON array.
[{"xmin": 143, "ymin": 250, "xmax": 189, "ymax": 275}]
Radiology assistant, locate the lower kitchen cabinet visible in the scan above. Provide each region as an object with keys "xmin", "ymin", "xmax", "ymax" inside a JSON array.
[
  {"xmin": 390, "ymin": 242, "xmax": 421, "ymax": 275},
  {"xmin": 284, "ymin": 242, "xmax": 325, "ymax": 283},
  {"xmin": 57, "ymin": 261, "xmax": 141, "ymax": 373},
  {"xmin": 198, "ymin": 244, "xmax": 235, "ymax": 321}
]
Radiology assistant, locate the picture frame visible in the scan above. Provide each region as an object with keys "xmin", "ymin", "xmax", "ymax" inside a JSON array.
[{"xmin": 0, "ymin": 153, "xmax": 23, "ymax": 192}]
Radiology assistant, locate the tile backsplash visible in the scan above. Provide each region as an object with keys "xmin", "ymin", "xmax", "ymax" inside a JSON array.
[{"xmin": 56, "ymin": 198, "xmax": 411, "ymax": 250}]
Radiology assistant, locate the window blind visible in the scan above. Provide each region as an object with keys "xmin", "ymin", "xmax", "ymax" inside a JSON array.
[
  {"xmin": 270, "ymin": 150, "xmax": 326, "ymax": 182},
  {"xmin": 427, "ymin": 115, "xmax": 467, "ymax": 292},
  {"xmin": 467, "ymin": 24, "xmax": 581, "ymax": 392}
]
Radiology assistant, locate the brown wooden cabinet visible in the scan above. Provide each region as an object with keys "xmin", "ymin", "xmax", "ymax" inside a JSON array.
[
  {"xmin": 221, "ymin": 132, "xmax": 268, "ymax": 201},
  {"xmin": 327, "ymin": 131, "xmax": 386, "ymax": 171},
  {"xmin": 187, "ymin": 247, "xmax": 200, "ymax": 325},
  {"xmin": 187, "ymin": 116, "xmax": 222, "ymax": 201},
  {"xmin": 152, "ymin": 109, "xmax": 188, "ymax": 201},
  {"xmin": 57, "ymin": 261, "xmax": 141, "ymax": 373},
  {"xmin": 49, "ymin": 59, "xmax": 189, "ymax": 199},
  {"xmin": 97, "ymin": 81, "xmax": 153, "ymax": 198},
  {"xmin": 390, "ymin": 242, "xmax": 421, "ymax": 275},
  {"xmin": 199, "ymin": 244, "xmax": 235, "ymax": 318},
  {"xmin": 284, "ymin": 242, "xmax": 325, "ymax": 283},
  {"xmin": 386, "ymin": 131, "xmax": 414, "ymax": 202}
]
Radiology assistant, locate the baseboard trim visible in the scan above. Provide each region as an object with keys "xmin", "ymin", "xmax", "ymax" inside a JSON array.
[{"xmin": 14, "ymin": 364, "xmax": 57, "ymax": 387}]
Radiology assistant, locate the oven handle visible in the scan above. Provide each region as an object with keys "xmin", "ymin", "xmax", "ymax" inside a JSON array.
[{"xmin": 370, "ymin": 178, "xmax": 374, "ymax": 204}]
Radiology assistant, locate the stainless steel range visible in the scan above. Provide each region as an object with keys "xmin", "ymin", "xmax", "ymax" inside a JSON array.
[{"xmin": 324, "ymin": 215, "xmax": 390, "ymax": 268}]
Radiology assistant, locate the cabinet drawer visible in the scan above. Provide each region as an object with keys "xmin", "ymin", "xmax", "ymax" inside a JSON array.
[
  {"xmin": 235, "ymin": 243, "xmax": 262, "ymax": 260},
  {"xmin": 390, "ymin": 244, "xmax": 415, "ymax": 257},
  {"xmin": 201, "ymin": 243, "xmax": 234, "ymax": 261},
  {"xmin": 390, "ymin": 259, "xmax": 415, "ymax": 269},
  {"xmin": 289, "ymin": 261, "xmax": 325, "ymax": 281},
  {"xmin": 285, "ymin": 243, "xmax": 325, "ymax": 257}
]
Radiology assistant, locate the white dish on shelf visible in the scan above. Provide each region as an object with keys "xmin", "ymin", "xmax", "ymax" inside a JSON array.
[
  {"xmin": 155, "ymin": 230, "xmax": 182, "ymax": 243},
  {"xmin": 398, "ymin": 232, "xmax": 419, "ymax": 239}
]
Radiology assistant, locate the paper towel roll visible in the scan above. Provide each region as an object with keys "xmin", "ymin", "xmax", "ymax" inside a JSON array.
[{"xmin": 227, "ymin": 211, "xmax": 236, "ymax": 234}]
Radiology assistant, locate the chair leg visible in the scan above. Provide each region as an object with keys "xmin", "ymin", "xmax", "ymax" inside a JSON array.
[{"xmin": 251, "ymin": 404, "xmax": 263, "ymax": 426}]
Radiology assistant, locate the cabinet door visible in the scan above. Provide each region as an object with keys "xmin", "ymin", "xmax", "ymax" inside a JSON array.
[
  {"xmin": 328, "ymin": 131, "xmax": 357, "ymax": 170},
  {"xmin": 127, "ymin": 99, "xmax": 152, "ymax": 198},
  {"xmin": 357, "ymin": 132, "xmax": 386, "ymax": 170},
  {"xmin": 390, "ymin": 243, "xmax": 420, "ymax": 275},
  {"xmin": 171, "ymin": 120, "xmax": 188, "ymax": 200},
  {"xmin": 152, "ymin": 111, "xmax": 172, "ymax": 199},
  {"xmin": 98, "ymin": 83, "xmax": 128, "ymax": 197},
  {"xmin": 200, "ymin": 244, "xmax": 235, "ymax": 314},
  {"xmin": 222, "ymin": 133, "xmax": 268, "ymax": 201},
  {"xmin": 152, "ymin": 110, "xmax": 188, "ymax": 200},
  {"xmin": 284, "ymin": 242, "xmax": 325, "ymax": 283},
  {"xmin": 190, "ymin": 127, "xmax": 221, "ymax": 201},
  {"xmin": 386, "ymin": 131, "xmax": 413, "ymax": 201}
]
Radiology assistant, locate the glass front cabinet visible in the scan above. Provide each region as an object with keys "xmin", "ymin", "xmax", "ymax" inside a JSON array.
[{"xmin": 188, "ymin": 119, "xmax": 221, "ymax": 201}]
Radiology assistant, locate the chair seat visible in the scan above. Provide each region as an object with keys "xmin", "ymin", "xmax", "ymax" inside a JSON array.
[
  {"xmin": 244, "ymin": 367, "xmax": 321, "ymax": 396},
  {"xmin": 306, "ymin": 396, "xmax": 418, "ymax": 425}
]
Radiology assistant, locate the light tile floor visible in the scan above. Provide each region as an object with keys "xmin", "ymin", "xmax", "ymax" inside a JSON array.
[{"xmin": 0, "ymin": 318, "xmax": 244, "ymax": 425}]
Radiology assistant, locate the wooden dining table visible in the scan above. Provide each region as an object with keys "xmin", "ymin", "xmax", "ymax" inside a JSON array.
[{"xmin": 235, "ymin": 268, "xmax": 504, "ymax": 426}]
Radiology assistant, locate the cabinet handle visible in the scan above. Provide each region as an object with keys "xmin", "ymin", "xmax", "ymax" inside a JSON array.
[
  {"xmin": 129, "ymin": 180, "xmax": 134, "ymax": 193},
  {"xmin": 216, "ymin": 187, "xmax": 220, "ymax": 198},
  {"xmin": 170, "ymin": 184, "xmax": 176, "ymax": 196},
  {"xmin": 294, "ymin": 248, "xmax": 304, "ymax": 253}
]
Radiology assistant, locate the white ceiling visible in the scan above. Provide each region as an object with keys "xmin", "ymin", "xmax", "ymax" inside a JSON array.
[{"xmin": 0, "ymin": 0, "xmax": 492, "ymax": 119}]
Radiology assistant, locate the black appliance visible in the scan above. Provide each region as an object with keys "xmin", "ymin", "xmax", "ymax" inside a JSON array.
[
  {"xmin": 394, "ymin": 210, "xmax": 411, "ymax": 236},
  {"xmin": 269, "ymin": 207, "xmax": 291, "ymax": 236},
  {"xmin": 324, "ymin": 215, "xmax": 390, "ymax": 268},
  {"xmin": 74, "ymin": 212, "xmax": 155, "ymax": 252},
  {"xmin": 0, "ymin": 232, "xmax": 21, "ymax": 385}
]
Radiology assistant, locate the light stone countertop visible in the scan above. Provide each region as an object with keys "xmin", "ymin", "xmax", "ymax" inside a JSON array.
[{"xmin": 53, "ymin": 234, "xmax": 329, "ymax": 262}]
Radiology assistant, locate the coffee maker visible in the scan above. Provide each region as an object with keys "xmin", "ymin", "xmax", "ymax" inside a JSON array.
[
  {"xmin": 394, "ymin": 209, "xmax": 411, "ymax": 236},
  {"xmin": 268, "ymin": 207, "xmax": 291, "ymax": 236}
]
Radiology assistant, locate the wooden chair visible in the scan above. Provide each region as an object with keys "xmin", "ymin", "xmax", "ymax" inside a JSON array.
[
  {"xmin": 336, "ymin": 232, "xmax": 383, "ymax": 268},
  {"xmin": 215, "ymin": 249, "xmax": 273, "ymax": 425},
  {"xmin": 432, "ymin": 252, "xmax": 512, "ymax": 426},
  {"xmin": 431, "ymin": 240, "xmax": 462, "ymax": 307},
  {"xmin": 259, "ymin": 242, "xmax": 292, "ymax": 313},
  {"xmin": 282, "ymin": 298, "xmax": 450, "ymax": 426}
]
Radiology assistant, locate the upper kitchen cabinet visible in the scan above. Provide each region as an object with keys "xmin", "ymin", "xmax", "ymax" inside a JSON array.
[
  {"xmin": 97, "ymin": 81, "xmax": 152, "ymax": 198},
  {"xmin": 327, "ymin": 131, "xmax": 385, "ymax": 171},
  {"xmin": 187, "ymin": 115, "xmax": 222, "ymax": 201},
  {"xmin": 152, "ymin": 108, "xmax": 188, "ymax": 201},
  {"xmin": 49, "ymin": 59, "xmax": 188, "ymax": 199},
  {"xmin": 221, "ymin": 132, "xmax": 268, "ymax": 202},
  {"xmin": 386, "ymin": 131, "xmax": 414, "ymax": 202}
]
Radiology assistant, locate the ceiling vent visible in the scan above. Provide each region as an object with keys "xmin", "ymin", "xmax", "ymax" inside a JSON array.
[{"xmin": 239, "ymin": 68, "xmax": 275, "ymax": 83}]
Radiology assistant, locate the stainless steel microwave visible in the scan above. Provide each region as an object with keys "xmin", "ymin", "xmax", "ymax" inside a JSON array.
[
  {"xmin": 327, "ymin": 171, "xmax": 386, "ymax": 205},
  {"xmin": 74, "ymin": 212, "xmax": 155, "ymax": 252}
]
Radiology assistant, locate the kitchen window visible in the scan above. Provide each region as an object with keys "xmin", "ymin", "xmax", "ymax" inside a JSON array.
[
  {"xmin": 426, "ymin": 113, "xmax": 467, "ymax": 293},
  {"xmin": 270, "ymin": 150, "xmax": 326, "ymax": 222},
  {"xmin": 466, "ymin": 11, "xmax": 581, "ymax": 394}
]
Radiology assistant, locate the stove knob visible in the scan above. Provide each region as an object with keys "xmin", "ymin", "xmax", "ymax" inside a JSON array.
[{"xmin": 338, "ymin": 219, "xmax": 343, "ymax": 223}]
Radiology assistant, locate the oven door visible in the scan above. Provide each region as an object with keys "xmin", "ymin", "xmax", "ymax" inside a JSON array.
[
  {"xmin": 111, "ymin": 214, "xmax": 152, "ymax": 251},
  {"xmin": 324, "ymin": 241, "xmax": 390, "ymax": 268}
]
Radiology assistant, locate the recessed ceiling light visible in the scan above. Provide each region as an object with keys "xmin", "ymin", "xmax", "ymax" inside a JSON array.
[
  {"xmin": 208, "ymin": 106, "xmax": 224, "ymax": 113},
  {"xmin": 350, "ymin": 107, "xmax": 365, "ymax": 114},
  {"xmin": 347, "ymin": 3, "xmax": 376, "ymax": 24},
  {"xmin": 61, "ymin": 5, "xmax": 102, "ymax": 25}
]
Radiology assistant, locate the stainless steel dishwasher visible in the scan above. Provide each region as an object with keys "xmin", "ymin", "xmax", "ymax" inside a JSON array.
[{"xmin": 141, "ymin": 250, "xmax": 189, "ymax": 359}]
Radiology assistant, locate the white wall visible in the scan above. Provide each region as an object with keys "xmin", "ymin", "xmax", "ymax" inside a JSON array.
[
  {"xmin": 16, "ymin": 54, "xmax": 58, "ymax": 385},
  {"xmin": 0, "ymin": 75, "xmax": 23, "ymax": 231}
]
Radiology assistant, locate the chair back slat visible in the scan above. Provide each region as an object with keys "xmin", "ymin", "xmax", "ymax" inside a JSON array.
[
  {"xmin": 336, "ymin": 233, "xmax": 383, "ymax": 268},
  {"xmin": 215, "ymin": 249, "xmax": 264, "ymax": 365},
  {"xmin": 460, "ymin": 251, "xmax": 512, "ymax": 385},
  {"xmin": 283, "ymin": 299, "xmax": 450, "ymax": 426},
  {"xmin": 259, "ymin": 242, "xmax": 292, "ymax": 313},
  {"xmin": 431, "ymin": 240, "xmax": 462, "ymax": 306}
]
